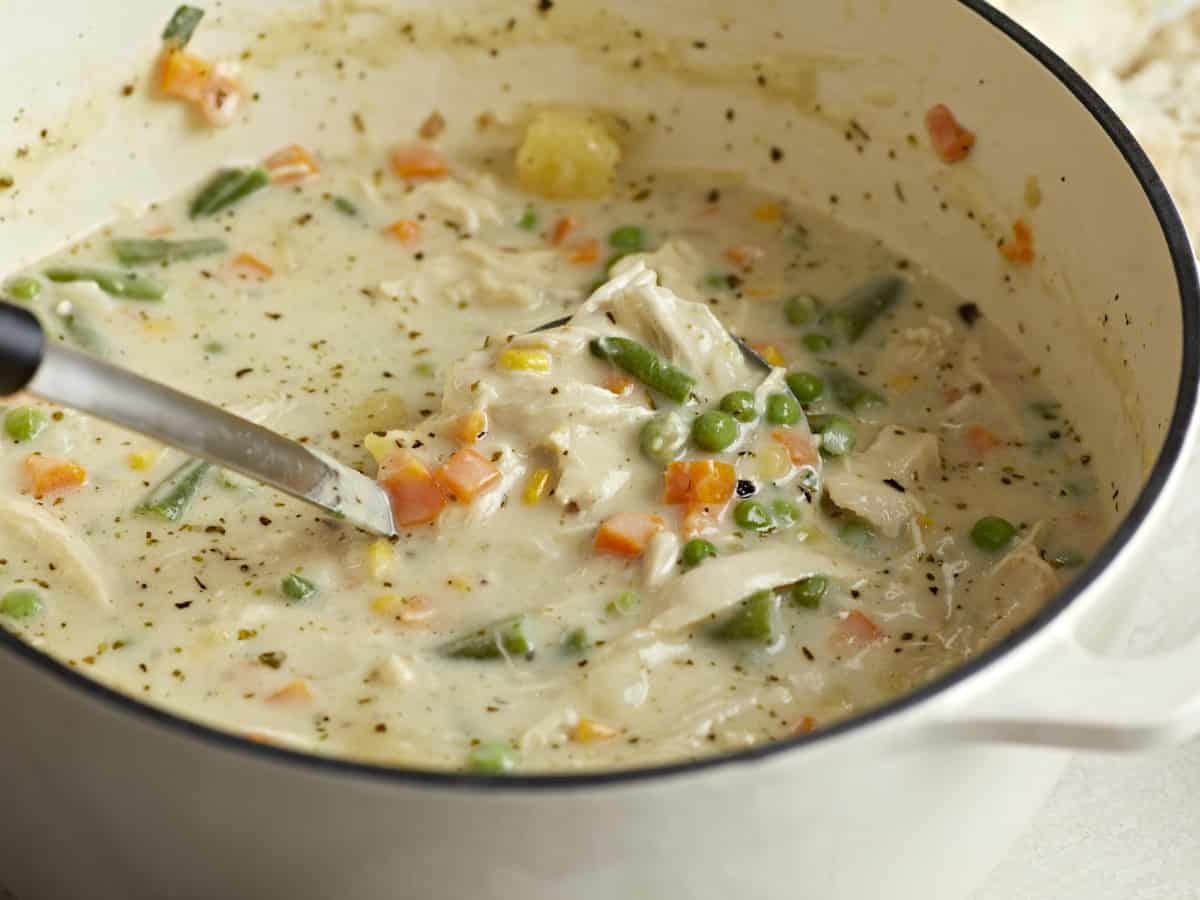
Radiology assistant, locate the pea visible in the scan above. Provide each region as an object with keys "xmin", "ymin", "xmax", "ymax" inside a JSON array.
[
  {"xmin": 1, "ymin": 588, "xmax": 43, "ymax": 619},
  {"xmin": 691, "ymin": 411, "xmax": 739, "ymax": 452},
  {"xmin": 563, "ymin": 627, "xmax": 591, "ymax": 654},
  {"xmin": 838, "ymin": 520, "xmax": 874, "ymax": 550},
  {"xmin": 639, "ymin": 412, "xmax": 689, "ymax": 464},
  {"xmin": 606, "ymin": 590, "xmax": 640, "ymax": 618},
  {"xmin": 790, "ymin": 575, "xmax": 827, "ymax": 609},
  {"xmin": 809, "ymin": 414, "xmax": 857, "ymax": 456},
  {"xmin": 468, "ymin": 741, "xmax": 518, "ymax": 774},
  {"xmin": 681, "ymin": 538, "xmax": 717, "ymax": 568},
  {"xmin": 771, "ymin": 499, "xmax": 801, "ymax": 528},
  {"xmin": 970, "ymin": 516, "xmax": 1017, "ymax": 552},
  {"xmin": 281, "ymin": 573, "xmax": 318, "ymax": 601},
  {"xmin": 802, "ymin": 333, "xmax": 834, "ymax": 353},
  {"xmin": 734, "ymin": 499, "xmax": 772, "ymax": 533},
  {"xmin": 786, "ymin": 371, "xmax": 824, "ymax": 404},
  {"xmin": 765, "ymin": 392, "xmax": 801, "ymax": 426},
  {"xmin": 4, "ymin": 407, "xmax": 48, "ymax": 443},
  {"xmin": 608, "ymin": 225, "xmax": 645, "ymax": 253},
  {"xmin": 720, "ymin": 390, "xmax": 757, "ymax": 423},
  {"xmin": 516, "ymin": 207, "xmax": 539, "ymax": 231},
  {"xmin": 712, "ymin": 590, "xmax": 781, "ymax": 643},
  {"xmin": 4, "ymin": 276, "xmax": 42, "ymax": 302},
  {"xmin": 784, "ymin": 294, "xmax": 818, "ymax": 325}
]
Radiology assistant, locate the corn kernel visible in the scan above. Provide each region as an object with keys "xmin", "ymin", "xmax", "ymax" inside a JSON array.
[
  {"xmin": 371, "ymin": 594, "xmax": 402, "ymax": 615},
  {"xmin": 916, "ymin": 514, "xmax": 935, "ymax": 529},
  {"xmin": 753, "ymin": 203, "xmax": 783, "ymax": 223},
  {"xmin": 128, "ymin": 448, "xmax": 164, "ymax": 471},
  {"xmin": 758, "ymin": 344, "xmax": 786, "ymax": 367},
  {"xmin": 523, "ymin": 468, "xmax": 552, "ymax": 505},
  {"xmin": 367, "ymin": 541, "xmax": 393, "ymax": 580},
  {"xmin": 757, "ymin": 444, "xmax": 792, "ymax": 481},
  {"xmin": 447, "ymin": 576, "xmax": 472, "ymax": 593},
  {"xmin": 498, "ymin": 348, "xmax": 551, "ymax": 372},
  {"xmin": 573, "ymin": 718, "xmax": 619, "ymax": 743},
  {"xmin": 453, "ymin": 410, "xmax": 488, "ymax": 444}
]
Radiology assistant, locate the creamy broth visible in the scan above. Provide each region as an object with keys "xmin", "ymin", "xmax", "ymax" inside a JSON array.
[{"xmin": 0, "ymin": 123, "xmax": 1108, "ymax": 771}]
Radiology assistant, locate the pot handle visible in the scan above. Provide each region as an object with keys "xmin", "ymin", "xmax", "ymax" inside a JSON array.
[{"xmin": 925, "ymin": 629, "xmax": 1200, "ymax": 751}]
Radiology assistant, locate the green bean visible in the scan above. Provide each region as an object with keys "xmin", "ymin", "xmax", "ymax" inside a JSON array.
[
  {"xmin": 563, "ymin": 627, "xmax": 591, "ymax": 654},
  {"xmin": 111, "ymin": 237, "xmax": 227, "ymax": 266},
  {"xmin": 137, "ymin": 459, "xmax": 212, "ymax": 522},
  {"xmin": 44, "ymin": 267, "xmax": 165, "ymax": 301},
  {"xmin": 712, "ymin": 590, "xmax": 780, "ymax": 643},
  {"xmin": 440, "ymin": 615, "xmax": 534, "ymax": 660},
  {"xmin": 719, "ymin": 390, "xmax": 757, "ymax": 423},
  {"xmin": 691, "ymin": 410, "xmax": 739, "ymax": 452},
  {"xmin": 970, "ymin": 516, "xmax": 1016, "ymax": 552},
  {"xmin": 468, "ymin": 741, "xmax": 518, "ymax": 774},
  {"xmin": 681, "ymin": 538, "xmax": 717, "ymax": 568},
  {"xmin": 332, "ymin": 195, "xmax": 359, "ymax": 217},
  {"xmin": 639, "ymin": 412, "xmax": 689, "ymax": 464},
  {"xmin": 589, "ymin": 336, "xmax": 696, "ymax": 404},
  {"xmin": 770, "ymin": 499, "xmax": 801, "ymax": 528},
  {"xmin": 827, "ymin": 370, "xmax": 885, "ymax": 414},
  {"xmin": 50, "ymin": 304, "xmax": 106, "ymax": 356},
  {"xmin": 606, "ymin": 590, "xmax": 640, "ymax": 618},
  {"xmin": 784, "ymin": 294, "xmax": 819, "ymax": 326},
  {"xmin": 189, "ymin": 167, "xmax": 270, "ymax": 219},
  {"xmin": 281, "ymin": 573, "xmax": 317, "ymax": 601},
  {"xmin": 516, "ymin": 207, "xmax": 539, "ymax": 230},
  {"xmin": 790, "ymin": 575, "xmax": 827, "ymax": 610},
  {"xmin": 608, "ymin": 225, "xmax": 645, "ymax": 253},
  {"xmin": 765, "ymin": 392, "xmax": 801, "ymax": 426},
  {"xmin": 4, "ymin": 408, "xmax": 47, "ymax": 443},
  {"xmin": 734, "ymin": 499, "xmax": 772, "ymax": 533},
  {"xmin": 823, "ymin": 275, "xmax": 906, "ymax": 343},
  {"xmin": 4, "ymin": 276, "xmax": 41, "ymax": 302},
  {"xmin": 802, "ymin": 333, "xmax": 834, "ymax": 353},
  {"xmin": 786, "ymin": 371, "xmax": 824, "ymax": 404},
  {"xmin": 0, "ymin": 588, "xmax": 43, "ymax": 620},
  {"xmin": 162, "ymin": 5, "xmax": 205, "ymax": 46},
  {"xmin": 808, "ymin": 414, "xmax": 857, "ymax": 456}
]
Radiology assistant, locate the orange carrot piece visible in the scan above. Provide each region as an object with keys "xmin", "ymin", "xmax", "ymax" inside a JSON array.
[
  {"xmin": 550, "ymin": 216, "xmax": 578, "ymax": 246},
  {"xmin": 724, "ymin": 244, "xmax": 766, "ymax": 271},
  {"xmin": 264, "ymin": 144, "xmax": 320, "ymax": 184},
  {"xmin": 749, "ymin": 342, "xmax": 786, "ymax": 367},
  {"xmin": 604, "ymin": 373, "xmax": 635, "ymax": 395},
  {"xmin": 567, "ymin": 238, "xmax": 600, "ymax": 266},
  {"xmin": 663, "ymin": 460, "xmax": 736, "ymax": 506},
  {"xmin": 836, "ymin": 610, "xmax": 884, "ymax": 646},
  {"xmin": 378, "ymin": 451, "xmax": 447, "ymax": 527},
  {"xmin": 682, "ymin": 500, "xmax": 729, "ymax": 539},
  {"xmin": 1001, "ymin": 219, "xmax": 1035, "ymax": 264},
  {"xmin": 771, "ymin": 428, "xmax": 820, "ymax": 467},
  {"xmin": 434, "ymin": 448, "xmax": 502, "ymax": 502},
  {"xmin": 925, "ymin": 103, "xmax": 976, "ymax": 163},
  {"xmin": 966, "ymin": 425, "xmax": 1001, "ymax": 452},
  {"xmin": 793, "ymin": 715, "xmax": 817, "ymax": 736},
  {"xmin": 157, "ymin": 49, "xmax": 211, "ymax": 102},
  {"xmin": 385, "ymin": 219, "xmax": 422, "ymax": 244},
  {"xmin": 23, "ymin": 454, "xmax": 87, "ymax": 499},
  {"xmin": 390, "ymin": 144, "xmax": 450, "ymax": 180},
  {"xmin": 594, "ymin": 512, "xmax": 665, "ymax": 559},
  {"xmin": 267, "ymin": 680, "xmax": 313, "ymax": 704},
  {"xmin": 231, "ymin": 252, "xmax": 274, "ymax": 281}
]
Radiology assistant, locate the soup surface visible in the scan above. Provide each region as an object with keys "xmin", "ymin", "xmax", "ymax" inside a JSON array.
[{"xmin": 0, "ymin": 110, "xmax": 1108, "ymax": 772}]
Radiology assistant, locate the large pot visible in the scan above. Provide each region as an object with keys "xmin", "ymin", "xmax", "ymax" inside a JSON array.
[{"xmin": 0, "ymin": 2, "xmax": 1196, "ymax": 898}]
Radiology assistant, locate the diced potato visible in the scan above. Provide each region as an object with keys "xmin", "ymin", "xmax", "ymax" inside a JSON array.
[{"xmin": 515, "ymin": 110, "xmax": 621, "ymax": 199}]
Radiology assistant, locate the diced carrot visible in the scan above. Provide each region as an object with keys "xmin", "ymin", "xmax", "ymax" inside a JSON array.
[
  {"xmin": 390, "ymin": 143, "xmax": 450, "ymax": 180},
  {"xmin": 725, "ymin": 244, "xmax": 766, "ymax": 271},
  {"xmin": 231, "ymin": 252, "xmax": 274, "ymax": 281},
  {"xmin": 378, "ymin": 451, "xmax": 447, "ymax": 527},
  {"xmin": 452, "ymin": 411, "xmax": 488, "ymax": 445},
  {"xmin": 682, "ymin": 500, "xmax": 729, "ymax": 538},
  {"xmin": 1000, "ymin": 219, "xmax": 1035, "ymax": 265},
  {"xmin": 371, "ymin": 593, "xmax": 436, "ymax": 624},
  {"xmin": 23, "ymin": 454, "xmax": 87, "ymax": 499},
  {"xmin": 605, "ymin": 373, "xmax": 635, "ymax": 395},
  {"xmin": 925, "ymin": 103, "xmax": 976, "ymax": 163},
  {"xmin": 434, "ymin": 448, "xmax": 502, "ymax": 502},
  {"xmin": 663, "ymin": 460, "xmax": 736, "ymax": 506},
  {"xmin": 771, "ymin": 428, "xmax": 820, "ymax": 467},
  {"xmin": 594, "ymin": 512, "xmax": 665, "ymax": 559},
  {"xmin": 157, "ymin": 48, "xmax": 211, "ymax": 102},
  {"xmin": 966, "ymin": 425, "xmax": 1000, "ymax": 452},
  {"xmin": 550, "ymin": 215, "xmax": 578, "ymax": 246},
  {"xmin": 385, "ymin": 219, "xmax": 422, "ymax": 244},
  {"xmin": 267, "ymin": 680, "xmax": 313, "ymax": 704},
  {"xmin": 567, "ymin": 238, "xmax": 600, "ymax": 266},
  {"xmin": 835, "ymin": 610, "xmax": 884, "ymax": 647},
  {"xmin": 749, "ymin": 342, "xmax": 786, "ymax": 367},
  {"xmin": 752, "ymin": 203, "xmax": 783, "ymax": 223},
  {"xmin": 793, "ymin": 715, "xmax": 817, "ymax": 736},
  {"xmin": 264, "ymin": 144, "xmax": 320, "ymax": 184}
]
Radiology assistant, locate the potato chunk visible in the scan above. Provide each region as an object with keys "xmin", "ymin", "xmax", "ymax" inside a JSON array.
[{"xmin": 515, "ymin": 110, "xmax": 621, "ymax": 199}]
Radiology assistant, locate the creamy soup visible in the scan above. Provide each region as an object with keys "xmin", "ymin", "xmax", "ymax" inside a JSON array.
[{"xmin": 0, "ymin": 87, "xmax": 1108, "ymax": 771}]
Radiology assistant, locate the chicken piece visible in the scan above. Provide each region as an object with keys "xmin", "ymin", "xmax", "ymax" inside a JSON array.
[
  {"xmin": 878, "ymin": 317, "xmax": 955, "ymax": 383},
  {"xmin": 398, "ymin": 176, "xmax": 503, "ymax": 236},
  {"xmin": 615, "ymin": 239, "xmax": 709, "ymax": 304},
  {"xmin": 0, "ymin": 500, "xmax": 111, "ymax": 609},
  {"xmin": 976, "ymin": 536, "xmax": 1060, "ymax": 635},
  {"xmin": 823, "ymin": 428, "xmax": 941, "ymax": 538}
]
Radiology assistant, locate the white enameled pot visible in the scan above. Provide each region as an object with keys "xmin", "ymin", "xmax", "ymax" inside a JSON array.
[{"xmin": 0, "ymin": 2, "xmax": 1196, "ymax": 898}]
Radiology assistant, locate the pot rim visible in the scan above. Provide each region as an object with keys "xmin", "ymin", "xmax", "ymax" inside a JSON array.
[{"xmin": 2, "ymin": 0, "xmax": 1197, "ymax": 792}]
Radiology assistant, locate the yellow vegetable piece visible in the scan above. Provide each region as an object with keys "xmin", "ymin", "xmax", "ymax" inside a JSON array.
[
  {"xmin": 515, "ymin": 110, "xmax": 621, "ymax": 199},
  {"xmin": 128, "ymin": 448, "xmax": 164, "ymax": 471},
  {"xmin": 759, "ymin": 345, "xmax": 786, "ymax": 367},
  {"xmin": 367, "ymin": 541, "xmax": 394, "ymax": 580},
  {"xmin": 498, "ymin": 348, "xmax": 552, "ymax": 372},
  {"xmin": 573, "ymin": 718, "xmax": 619, "ymax": 743},
  {"xmin": 757, "ymin": 443, "xmax": 793, "ymax": 481},
  {"xmin": 753, "ymin": 203, "xmax": 783, "ymax": 223},
  {"xmin": 364, "ymin": 433, "xmax": 394, "ymax": 464},
  {"xmin": 370, "ymin": 594, "xmax": 402, "ymax": 615},
  {"xmin": 916, "ymin": 514, "xmax": 935, "ymax": 529},
  {"xmin": 523, "ymin": 468, "xmax": 552, "ymax": 505},
  {"xmin": 447, "ymin": 576, "xmax": 473, "ymax": 593},
  {"xmin": 887, "ymin": 374, "xmax": 918, "ymax": 391},
  {"xmin": 453, "ymin": 410, "xmax": 488, "ymax": 445}
]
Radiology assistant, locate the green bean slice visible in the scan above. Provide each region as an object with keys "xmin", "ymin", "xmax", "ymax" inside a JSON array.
[
  {"xmin": 189, "ymin": 167, "xmax": 270, "ymax": 219},
  {"xmin": 823, "ymin": 275, "xmax": 906, "ymax": 343},
  {"xmin": 827, "ymin": 370, "xmax": 886, "ymax": 414},
  {"xmin": 589, "ymin": 336, "xmax": 696, "ymax": 404},
  {"xmin": 440, "ymin": 616, "xmax": 534, "ymax": 660},
  {"xmin": 162, "ymin": 5, "xmax": 205, "ymax": 46},
  {"xmin": 111, "ymin": 237, "xmax": 227, "ymax": 266},
  {"xmin": 281, "ymin": 573, "xmax": 318, "ymax": 601},
  {"xmin": 137, "ymin": 459, "xmax": 212, "ymax": 522},
  {"xmin": 44, "ymin": 267, "xmax": 165, "ymax": 301}
]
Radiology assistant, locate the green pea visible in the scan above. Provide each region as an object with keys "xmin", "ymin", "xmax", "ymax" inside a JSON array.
[
  {"xmin": 681, "ymin": 538, "xmax": 717, "ymax": 568},
  {"xmin": 712, "ymin": 590, "xmax": 781, "ymax": 643},
  {"xmin": 606, "ymin": 590, "xmax": 640, "ymax": 618},
  {"xmin": 771, "ymin": 499, "xmax": 801, "ymax": 528},
  {"xmin": 608, "ymin": 225, "xmax": 645, "ymax": 253},
  {"xmin": 765, "ymin": 392, "xmax": 801, "ymax": 426},
  {"xmin": 802, "ymin": 333, "xmax": 834, "ymax": 353},
  {"xmin": 563, "ymin": 627, "xmax": 591, "ymax": 654},
  {"xmin": 784, "ymin": 294, "xmax": 818, "ymax": 325},
  {"xmin": 691, "ymin": 410, "xmax": 739, "ymax": 452},
  {"xmin": 516, "ymin": 207, "xmax": 539, "ymax": 231},
  {"xmin": 734, "ymin": 499, "xmax": 773, "ymax": 533},
  {"xmin": 720, "ymin": 391, "xmax": 758, "ymax": 423},
  {"xmin": 970, "ymin": 516, "xmax": 1017, "ymax": 552},
  {"xmin": 786, "ymin": 371, "xmax": 824, "ymax": 404},
  {"xmin": 4, "ymin": 276, "xmax": 42, "ymax": 302},
  {"xmin": 4, "ymin": 407, "xmax": 48, "ymax": 443},
  {"xmin": 281, "ymin": 573, "xmax": 318, "ymax": 601},
  {"xmin": 808, "ymin": 414, "xmax": 857, "ymax": 456},
  {"xmin": 790, "ymin": 575, "xmax": 827, "ymax": 609},
  {"xmin": 639, "ymin": 412, "xmax": 689, "ymax": 464},
  {"xmin": 0, "ymin": 588, "xmax": 43, "ymax": 619},
  {"xmin": 468, "ymin": 741, "xmax": 518, "ymax": 774},
  {"xmin": 838, "ymin": 520, "xmax": 875, "ymax": 550},
  {"xmin": 413, "ymin": 362, "xmax": 436, "ymax": 378}
]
